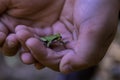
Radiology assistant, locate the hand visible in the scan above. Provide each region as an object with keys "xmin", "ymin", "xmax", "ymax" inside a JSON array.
[
  {"xmin": 0, "ymin": 0, "xmax": 65, "ymax": 69},
  {"xmin": 15, "ymin": 0, "xmax": 119, "ymax": 73},
  {"xmin": 0, "ymin": 0, "xmax": 119, "ymax": 73},
  {"xmin": 0, "ymin": 0, "xmax": 64, "ymax": 58}
]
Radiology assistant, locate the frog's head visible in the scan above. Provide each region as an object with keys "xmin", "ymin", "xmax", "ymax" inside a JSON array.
[{"xmin": 56, "ymin": 33, "xmax": 62, "ymax": 39}]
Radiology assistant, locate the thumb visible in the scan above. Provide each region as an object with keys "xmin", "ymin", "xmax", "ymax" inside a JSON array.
[
  {"xmin": 60, "ymin": 30, "xmax": 115, "ymax": 74},
  {"xmin": 59, "ymin": 51, "xmax": 85, "ymax": 74},
  {"xmin": 60, "ymin": 52, "xmax": 93, "ymax": 74}
]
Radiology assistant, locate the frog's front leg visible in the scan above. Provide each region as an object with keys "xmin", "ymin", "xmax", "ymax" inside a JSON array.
[{"xmin": 47, "ymin": 41, "xmax": 52, "ymax": 47}]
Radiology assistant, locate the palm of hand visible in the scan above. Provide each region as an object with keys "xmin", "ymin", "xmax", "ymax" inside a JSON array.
[
  {"xmin": 1, "ymin": 0, "xmax": 118, "ymax": 73},
  {"xmin": 0, "ymin": 0, "xmax": 77, "ymax": 71},
  {"xmin": 1, "ymin": 0, "xmax": 76, "ymax": 42}
]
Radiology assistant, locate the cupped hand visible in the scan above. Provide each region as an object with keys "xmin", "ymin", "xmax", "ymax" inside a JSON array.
[
  {"xmin": 0, "ymin": 0, "xmax": 119, "ymax": 73},
  {"xmin": 0, "ymin": 0, "xmax": 64, "ymax": 55},
  {"xmin": 16, "ymin": 0, "xmax": 119, "ymax": 73},
  {"xmin": 0, "ymin": 0, "xmax": 65, "ymax": 69}
]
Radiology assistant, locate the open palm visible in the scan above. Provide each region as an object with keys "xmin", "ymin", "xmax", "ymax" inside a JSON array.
[{"xmin": 0, "ymin": 0, "xmax": 119, "ymax": 73}]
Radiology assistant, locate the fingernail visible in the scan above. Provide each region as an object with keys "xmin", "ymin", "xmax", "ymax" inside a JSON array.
[
  {"xmin": 61, "ymin": 65, "xmax": 73, "ymax": 74},
  {"xmin": 7, "ymin": 40, "xmax": 15, "ymax": 47},
  {"xmin": 7, "ymin": 38, "xmax": 18, "ymax": 48},
  {"xmin": 34, "ymin": 63, "xmax": 45, "ymax": 70}
]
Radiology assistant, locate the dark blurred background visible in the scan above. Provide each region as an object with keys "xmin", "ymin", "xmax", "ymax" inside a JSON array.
[{"xmin": 0, "ymin": 20, "xmax": 120, "ymax": 80}]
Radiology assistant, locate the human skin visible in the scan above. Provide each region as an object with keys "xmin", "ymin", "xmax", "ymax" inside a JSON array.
[
  {"xmin": 0, "ymin": 0, "xmax": 119, "ymax": 73},
  {"xmin": 0, "ymin": 0, "xmax": 65, "ymax": 56}
]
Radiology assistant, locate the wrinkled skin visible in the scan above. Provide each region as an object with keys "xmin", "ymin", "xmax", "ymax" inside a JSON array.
[{"xmin": 0, "ymin": 0, "xmax": 119, "ymax": 73}]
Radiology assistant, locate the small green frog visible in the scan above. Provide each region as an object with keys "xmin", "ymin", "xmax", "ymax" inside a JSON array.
[{"xmin": 40, "ymin": 33, "xmax": 63, "ymax": 47}]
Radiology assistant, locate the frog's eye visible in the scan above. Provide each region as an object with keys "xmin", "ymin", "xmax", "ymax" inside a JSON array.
[
  {"xmin": 59, "ymin": 36, "xmax": 62, "ymax": 39},
  {"xmin": 60, "ymin": 36, "xmax": 62, "ymax": 38}
]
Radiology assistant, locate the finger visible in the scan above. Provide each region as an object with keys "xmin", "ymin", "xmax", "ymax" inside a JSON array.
[
  {"xmin": 15, "ymin": 25, "xmax": 32, "ymax": 32},
  {"xmin": 0, "ymin": 22, "xmax": 8, "ymax": 33},
  {"xmin": 34, "ymin": 62, "xmax": 45, "ymax": 70},
  {"xmin": 20, "ymin": 52, "xmax": 35, "ymax": 64},
  {"xmin": 60, "ymin": 52, "xmax": 83, "ymax": 74},
  {"xmin": 0, "ymin": 32, "xmax": 7, "ymax": 46},
  {"xmin": 0, "ymin": 22, "xmax": 8, "ymax": 46},
  {"xmin": 15, "ymin": 25, "xmax": 42, "ymax": 66},
  {"xmin": 16, "ymin": 27, "xmax": 34, "ymax": 52},
  {"xmin": 26, "ymin": 37, "xmax": 47, "ymax": 59},
  {"xmin": 26, "ymin": 37, "xmax": 66, "ymax": 71},
  {"xmin": 20, "ymin": 51, "xmax": 45, "ymax": 69},
  {"xmin": 2, "ymin": 34, "xmax": 20, "ymax": 56}
]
